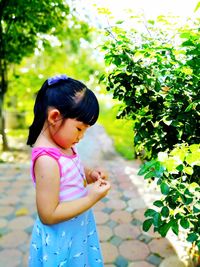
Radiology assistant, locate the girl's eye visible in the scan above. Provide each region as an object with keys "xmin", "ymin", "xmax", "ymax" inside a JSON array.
[{"xmin": 77, "ymin": 128, "xmax": 82, "ymax": 132}]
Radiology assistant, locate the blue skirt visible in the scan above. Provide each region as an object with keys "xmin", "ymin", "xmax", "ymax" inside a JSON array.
[{"xmin": 29, "ymin": 209, "xmax": 104, "ymax": 267}]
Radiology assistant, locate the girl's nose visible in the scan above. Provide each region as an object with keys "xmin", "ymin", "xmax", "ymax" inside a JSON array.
[{"xmin": 78, "ymin": 132, "xmax": 85, "ymax": 140}]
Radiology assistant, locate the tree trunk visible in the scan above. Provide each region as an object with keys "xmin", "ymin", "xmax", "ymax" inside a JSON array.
[
  {"xmin": 0, "ymin": 59, "xmax": 9, "ymax": 151},
  {"xmin": 0, "ymin": 4, "xmax": 9, "ymax": 151}
]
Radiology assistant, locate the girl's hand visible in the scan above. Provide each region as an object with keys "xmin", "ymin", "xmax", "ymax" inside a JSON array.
[
  {"xmin": 89, "ymin": 168, "xmax": 108, "ymax": 182},
  {"xmin": 88, "ymin": 178, "xmax": 111, "ymax": 203}
]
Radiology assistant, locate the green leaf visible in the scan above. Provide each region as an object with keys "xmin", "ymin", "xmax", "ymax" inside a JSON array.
[
  {"xmin": 176, "ymin": 164, "xmax": 184, "ymax": 172},
  {"xmin": 161, "ymin": 206, "xmax": 169, "ymax": 217},
  {"xmin": 187, "ymin": 233, "xmax": 198, "ymax": 243},
  {"xmin": 144, "ymin": 209, "xmax": 157, "ymax": 217},
  {"xmin": 189, "ymin": 144, "xmax": 200, "ymax": 152},
  {"xmin": 194, "ymin": 1, "xmax": 200, "ymax": 12},
  {"xmin": 180, "ymin": 32, "xmax": 191, "ymax": 39},
  {"xmin": 147, "ymin": 20, "xmax": 155, "ymax": 25},
  {"xmin": 143, "ymin": 218, "xmax": 153, "ymax": 232},
  {"xmin": 180, "ymin": 218, "xmax": 190, "ymax": 229},
  {"xmin": 137, "ymin": 160, "xmax": 157, "ymax": 176},
  {"xmin": 158, "ymin": 222, "xmax": 171, "ymax": 237},
  {"xmin": 186, "ymin": 152, "xmax": 200, "ymax": 166},
  {"xmin": 185, "ymin": 103, "xmax": 194, "ymax": 112},
  {"xmin": 184, "ymin": 197, "xmax": 193, "ymax": 205},
  {"xmin": 193, "ymin": 203, "xmax": 200, "ymax": 213},
  {"xmin": 153, "ymin": 200, "xmax": 164, "ymax": 207},
  {"xmin": 144, "ymin": 171, "xmax": 156, "ymax": 179},
  {"xmin": 183, "ymin": 166, "xmax": 193, "ymax": 175},
  {"xmin": 116, "ymin": 20, "xmax": 124, "ymax": 25},
  {"xmin": 160, "ymin": 182, "xmax": 170, "ymax": 195},
  {"xmin": 153, "ymin": 212, "xmax": 162, "ymax": 227},
  {"xmin": 171, "ymin": 221, "xmax": 179, "ymax": 235}
]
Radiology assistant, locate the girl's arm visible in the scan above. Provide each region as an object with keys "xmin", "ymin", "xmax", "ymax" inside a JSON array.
[
  {"xmin": 84, "ymin": 167, "xmax": 108, "ymax": 184},
  {"xmin": 35, "ymin": 156, "xmax": 110, "ymax": 225}
]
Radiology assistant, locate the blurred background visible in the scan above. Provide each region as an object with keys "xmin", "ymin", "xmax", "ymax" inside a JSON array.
[{"xmin": 0, "ymin": 0, "xmax": 198, "ymax": 162}]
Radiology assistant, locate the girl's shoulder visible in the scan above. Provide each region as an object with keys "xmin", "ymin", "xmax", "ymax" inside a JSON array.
[
  {"xmin": 31, "ymin": 147, "xmax": 77, "ymax": 184},
  {"xmin": 32, "ymin": 146, "xmax": 78, "ymax": 162}
]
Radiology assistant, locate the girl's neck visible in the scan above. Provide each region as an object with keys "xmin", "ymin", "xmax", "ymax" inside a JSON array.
[{"xmin": 34, "ymin": 125, "xmax": 72, "ymax": 155}]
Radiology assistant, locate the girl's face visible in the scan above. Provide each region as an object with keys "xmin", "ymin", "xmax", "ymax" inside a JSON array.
[{"xmin": 51, "ymin": 118, "xmax": 90, "ymax": 149}]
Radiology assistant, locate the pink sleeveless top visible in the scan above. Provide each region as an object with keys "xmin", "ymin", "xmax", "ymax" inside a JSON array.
[{"xmin": 31, "ymin": 147, "xmax": 88, "ymax": 202}]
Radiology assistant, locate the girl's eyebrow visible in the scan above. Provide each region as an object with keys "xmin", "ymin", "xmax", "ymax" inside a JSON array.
[{"xmin": 77, "ymin": 121, "xmax": 90, "ymax": 128}]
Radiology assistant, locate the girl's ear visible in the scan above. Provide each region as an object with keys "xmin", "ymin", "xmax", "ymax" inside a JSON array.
[{"xmin": 47, "ymin": 108, "xmax": 62, "ymax": 125}]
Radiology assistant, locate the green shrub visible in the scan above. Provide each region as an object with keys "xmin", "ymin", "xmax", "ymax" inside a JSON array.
[
  {"xmin": 138, "ymin": 143, "xmax": 200, "ymax": 259},
  {"xmin": 100, "ymin": 19, "xmax": 200, "ymax": 160},
  {"xmin": 100, "ymin": 15, "xmax": 200, "ymax": 264}
]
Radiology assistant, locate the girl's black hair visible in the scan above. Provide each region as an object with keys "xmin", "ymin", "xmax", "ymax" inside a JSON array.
[{"xmin": 27, "ymin": 76, "xmax": 99, "ymax": 146}]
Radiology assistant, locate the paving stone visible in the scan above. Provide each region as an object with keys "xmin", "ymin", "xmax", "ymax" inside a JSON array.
[
  {"xmin": 120, "ymin": 195, "xmax": 131, "ymax": 201},
  {"xmin": 0, "ymin": 195, "xmax": 21, "ymax": 205},
  {"xmin": 123, "ymin": 190, "xmax": 140, "ymax": 199},
  {"xmin": 0, "ymin": 249, "xmax": 22, "ymax": 267},
  {"xmin": 0, "ymin": 218, "xmax": 8, "ymax": 228},
  {"xmin": 94, "ymin": 201, "xmax": 106, "ymax": 211},
  {"xmin": 98, "ymin": 225, "xmax": 113, "ymax": 241},
  {"xmin": 147, "ymin": 254, "xmax": 163, "ymax": 266},
  {"xmin": 102, "ymin": 207, "xmax": 114, "ymax": 214},
  {"xmin": 114, "ymin": 223, "xmax": 140, "ymax": 239},
  {"xmin": 20, "ymin": 187, "xmax": 35, "ymax": 195},
  {"xmin": 108, "ymin": 190, "xmax": 122, "ymax": 199},
  {"xmin": 159, "ymin": 255, "xmax": 186, "ymax": 267},
  {"xmin": 19, "ymin": 241, "xmax": 30, "ymax": 253},
  {"xmin": 138, "ymin": 233, "xmax": 152, "ymax": 244},
  {"xmin": 101, "ymin": 197, "xmax": 109, "ymax": 203},
  {"xmin": 8, "ymin": 216, "xmax": 34, "ymax": 230},
  {"xmin": 0, "ymin": 227, "xmax": 10, "ymax": 237},
  {"xmin": 0, "ymin": 205, "xmax": 15, "ymax": 217},
  {"xmin": 125, "ymin": 206, "xmax": 135, "ymax": 213},
  {"xmin": 148, "ymin": 238, "xmax": 176, "ymax": 258},
  {"xmin": 0, "ymin": 181, "xmax": 11, "ymax": 188},
  {"xmin": 107, "ymin": 199, "xmax": 127, "ymax": 210},
  {"xmin": 133, "ymin": 208, "xmax": 146, "ymax": 222},
  {"xmin": 110, "ymin": 210, "xmax": 132, "ymax": 223},
  {"xmin": 110, "ymin": 236, "xmax": 123, "ymax": 247},
  {"xmin": 131, "ymin": 219, "xmax": 142, "ymax": 226},
  {"xmin": 106, "ymin": 220, "xmax": 118, "ymax": 229},
  {"xmin": 11, "ymin": 179, "xmax": 28, "ymax": 186},
  {"xmin": 115, "ymin": 255, "xmax": 129, "ymax": 267},
  {"xmin": 25, "ymin": 225, "xmax": 33, "ymax": 235},
  {"xmin": 23, "ymin": 252, "xmax": 29, "ymax": 267},
  {"xmin": 101, "ymin": 242, "xmax": 118, "ymax": 263},
  {"xmin": 141, "ymin": 226, "xmax": 160, "ymax": 239},
  {"xmin": 119, "ymin": 240, "xmax": 150, "ymax": 261},
  {"xmin": 0, "ymin": 230, "xmax": 28, "ymax": 248},
  {"xmin": 94, "ymin": 211, "xmax": 109, "ymax": 224},
  {"xmin": 128, "ymin": 198, "xmax": 147, "ymax": 210},
  {"xmin": 119, "ymin": 181, "xmax": 134, "ymax": 190},
  {"xmin": 128, "ymin": 261, "xmax": 155, "ymax": 267},
  {"xmin": 6, "ymin": 187, "xmax": 24, "ymax": 196}
]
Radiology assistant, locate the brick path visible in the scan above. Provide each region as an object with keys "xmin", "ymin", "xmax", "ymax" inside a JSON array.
[{"xmin": 0, "ymin": 125, "xmax": 186, "ymax": 267}]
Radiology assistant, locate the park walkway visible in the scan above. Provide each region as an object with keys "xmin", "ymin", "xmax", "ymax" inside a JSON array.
[{"xmin": 0, "ymin": 124, "xmax": 187, "ymax": 267}]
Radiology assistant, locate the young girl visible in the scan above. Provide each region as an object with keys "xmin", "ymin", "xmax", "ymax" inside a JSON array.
[{"xmin": 27, "ymin": 74, "xmax": 111, "ymax": 267}]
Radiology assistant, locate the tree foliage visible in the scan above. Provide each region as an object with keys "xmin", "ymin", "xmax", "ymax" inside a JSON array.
[
  {"xmin": 0, "ymin": 0, "xmax": 69, "ymax": 64},
  {"xmin": 0, "ymin": 0, "xmax": 95, "ymax": 149}
]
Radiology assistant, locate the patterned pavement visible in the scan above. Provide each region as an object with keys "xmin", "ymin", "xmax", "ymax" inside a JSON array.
[{"xmin": 0, "ymin": 125, "xmax": 186, "ymax": 267}]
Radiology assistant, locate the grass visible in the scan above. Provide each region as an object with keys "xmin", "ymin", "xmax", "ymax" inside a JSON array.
[
  {"xmin": 98, "ymin": 103, "xmax": 135, "ymax": 160},
  {"xmin": 6, "ymin": 128, "xmax": 28, "ymax": 139}
]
